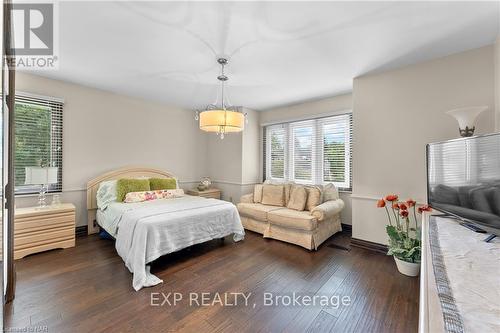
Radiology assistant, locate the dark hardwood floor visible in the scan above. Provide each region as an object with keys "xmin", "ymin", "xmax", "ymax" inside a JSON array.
[{"xmin": 5, "ymin": 231, "xmax": 419, "ymax": 333}]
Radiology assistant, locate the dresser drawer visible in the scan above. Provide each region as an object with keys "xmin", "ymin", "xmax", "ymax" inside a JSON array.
[
  {"xmin": 15, "ymin": 225, "xmax": 74, "ymax": 249},
  {"xmin": 14, "ymin": 203, "xmax": 76, "ymax": 259},
  {"xmin": 15, "ymin": 211, "xmax": 75, "ymax": 234},
  {"xmin": 201, "ymin": 192, "xmax": 221, "ymax": 199},
  {"xmin": 186, "ymin": 189, "xmax": 221, "ymax": 200}
]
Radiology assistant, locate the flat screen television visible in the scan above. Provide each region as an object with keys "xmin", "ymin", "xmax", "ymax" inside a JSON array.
[{"xmin": 427, "ymin": 132, "xmax": 500, "ymax": 234}]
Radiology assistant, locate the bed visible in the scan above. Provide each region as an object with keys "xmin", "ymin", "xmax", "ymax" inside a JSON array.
[{"xmin": 86, "ymin": 167, "xmax": 245, "ymax": 291}]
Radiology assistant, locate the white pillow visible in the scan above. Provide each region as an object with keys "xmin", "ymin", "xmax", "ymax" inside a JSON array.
[
  {"xmin": 96, "ymin": 180, "xmax": 117, "ymax": 210},
  {"xmin": 323, "ymin": 183, "xmax": 339, "ymax": 202}
]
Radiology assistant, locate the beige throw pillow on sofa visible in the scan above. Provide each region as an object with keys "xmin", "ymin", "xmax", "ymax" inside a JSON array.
[
  {"xmin": 322, "ymin": 183, "xmax": 339, "ymax": 202},
  {"xmin": 261, "ymin": 184, "xmax": 285, "ymax": 206},
  {"xmin": 254, "ymin": 184, "xmax": 263, "ymax": 203},
  {"xmin": 264, "ymin": 180, "xmax": 293, "ymax": 205},
  {"xmin": 305, "ymin": 187, "xmax": 322, "ymax": 211},
  {"xmin": 287, "ymin": 186, "xmax": 307, "ymax": 211}
]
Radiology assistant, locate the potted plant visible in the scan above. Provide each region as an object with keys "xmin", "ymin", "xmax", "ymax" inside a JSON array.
[{"xmin": 376, "ymin": 195, "xmax": 431, "ymax": 277}]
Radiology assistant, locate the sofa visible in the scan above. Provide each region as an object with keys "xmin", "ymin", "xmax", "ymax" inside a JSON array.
[{"xmin": 237, "ymin": 182, "xmax": 344, "ymax": 250}]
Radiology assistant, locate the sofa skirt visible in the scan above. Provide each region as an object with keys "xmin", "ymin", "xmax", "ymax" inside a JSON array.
[{"xmin": 240, "ymin": 214, "xmax": 342, "ymax": 251}]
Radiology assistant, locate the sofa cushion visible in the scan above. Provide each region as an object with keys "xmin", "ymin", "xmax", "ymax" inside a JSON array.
[
  {"xmin": 305, "ymin": 187, "xmax": 322, "ymax": 211},
  {"xmin": 254, "ymin": 184, "xmax": 263, "ymax": 203},
  {"xmin": 322, "ymin": 183, "xmax": 339, "ymax": 202},
  {"xmin": 262, "ymin": 184, "xmax": 285, "ymax": 206},
  {"xmin": 287, "ymin": 186, "xmax": 307, "ymax": 211},
  {"xmin": 268, "ymin": 208, "xmax": 318, "ymax": 231},
  {"xmin": 237, "ymin": 203, "xmax": 282, "ymax": 222},
  {"xmin": 264, "ymin": 180, "xmax": 294, "ymax": 205}
]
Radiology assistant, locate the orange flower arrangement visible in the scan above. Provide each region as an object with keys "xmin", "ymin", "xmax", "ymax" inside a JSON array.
[
  {"xmin": 376, "ymin": 194, "xmax": 432, "ymax": 264},
  {"xmin": 376, "ymin": 194, "xmax": 432, "ymax": 233}
]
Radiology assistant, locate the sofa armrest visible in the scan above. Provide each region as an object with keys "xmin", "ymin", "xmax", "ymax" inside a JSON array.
[
  {"xmin": 240, "ymin": 193, "xmax": 254, "ymax": 203},
  {"xmin": 312, "ymin": 199, "xmax": 344, "ymax": 221}
]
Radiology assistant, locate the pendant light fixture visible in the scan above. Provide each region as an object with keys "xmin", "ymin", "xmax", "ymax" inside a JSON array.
[{"xmin": 196, "ymin": 58, "xmax": 246, "ymax": 139}]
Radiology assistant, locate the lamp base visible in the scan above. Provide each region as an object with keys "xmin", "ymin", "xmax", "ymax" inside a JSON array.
[{"xmin": 37, "ymin": 184, "xmax": 48, "ymax": 209}]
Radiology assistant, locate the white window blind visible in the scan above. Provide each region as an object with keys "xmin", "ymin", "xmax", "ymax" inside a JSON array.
[
  {"xmin": 14, "ymin": 94, "xmax": 63, "ymax": 194},
  {"xmin": 265, "ymin": 124, "xmax": 286, "ymax": 180},
  {"xmin": 263, "ymin": 113, "xmax": 352, "ymax": 190},
  {"xmin": 291, "ymin": 120, "xmax": 314, "ymax": 183}
]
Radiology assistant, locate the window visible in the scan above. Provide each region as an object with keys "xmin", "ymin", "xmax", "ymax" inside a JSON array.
[
  {"xmin": 263, "ymin": 113, "xmax": 352, "ymax": 191},
  {"xmin": 266, "ymin": 125, "xmax": 286, "ymax": 179},
  {"xmin": 14, "ymin": 94, "xmax": 63, "ymax": 194}
]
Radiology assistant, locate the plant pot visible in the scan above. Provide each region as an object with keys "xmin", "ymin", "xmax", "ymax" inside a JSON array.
[{"xmin": 394, "ymin": 256, "xmax": 420, "ymax": 277}]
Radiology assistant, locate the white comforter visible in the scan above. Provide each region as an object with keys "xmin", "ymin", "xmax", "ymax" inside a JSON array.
[{"xmin": 101, "ymin": 196, "xmax": 245, "ymax": 291}]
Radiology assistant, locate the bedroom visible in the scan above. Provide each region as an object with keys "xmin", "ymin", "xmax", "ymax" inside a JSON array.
[{"xmin": 1, "ymin": 1, "xmax": 499, "ymax": 332}]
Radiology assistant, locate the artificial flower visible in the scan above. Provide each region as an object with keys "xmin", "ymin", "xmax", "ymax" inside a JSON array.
[
  {"xmin": 385, "ymin": 194, "xmax": 398, "ymax": 202},
  {"xmin": 406, "ymin": 199, "xmax": 416, "ymax": 207},
  {"xmin": 400, "ymin": 210, "xmax": 409, "ymax": 218},
  {"xmin": 376, "ymin": 199, "xmax": 386, "ymax": 208},
  {"xmin": 418, "ymin": 205, "xmax": 432, "ymax": 213},
  {"xmin": 392, "ymin": 203, "xmax": 399, "ymax": 210},
  {"xmin": 398, "ymin": 203, "xmax": 408, "ymax": 210}
]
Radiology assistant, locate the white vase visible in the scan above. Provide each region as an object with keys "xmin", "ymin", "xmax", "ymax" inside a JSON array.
[
  {"xmin": 394, "ymin": 256, "xmax": 420, "ymax": 277},
  {"xmin": 445, "ymin": 106, "xmax": 488, "ymax": 137}
]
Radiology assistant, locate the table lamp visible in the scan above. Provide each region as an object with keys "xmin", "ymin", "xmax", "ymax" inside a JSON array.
[{"xmin": 25, "ymin": 166, "xmax": 58, "ymax": 209}]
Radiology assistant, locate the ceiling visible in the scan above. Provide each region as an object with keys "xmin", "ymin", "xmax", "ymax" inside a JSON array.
[{"xmin": 29, "ymin": 1, "xmax": 499, "ymax": 110}]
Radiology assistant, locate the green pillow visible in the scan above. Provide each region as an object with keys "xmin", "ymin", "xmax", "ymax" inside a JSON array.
[
  {"xmin": 116, "ymin": 178, "xmax": 150, "ymax": 202},
  {"xmin": 149, "ymin": 178, "xmax": 177, "ymax": 191}
]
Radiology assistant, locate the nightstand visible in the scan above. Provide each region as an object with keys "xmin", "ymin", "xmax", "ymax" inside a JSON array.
[
  {"xmin": 186, "ymin": 188, "xmax": 221, "ymax": 200},
  {"xmin": 14, "ymin": 203, "xmax": 76, "ymax": 259}
]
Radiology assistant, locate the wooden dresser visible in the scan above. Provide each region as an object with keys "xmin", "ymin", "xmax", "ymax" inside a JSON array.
[
  {"xmin": 14, "ymin": 203, "xmax": 76, "ymax": 259},
  {"xmin": 186, "ymin": 188, "xmax": 221, "ymax": 200}
]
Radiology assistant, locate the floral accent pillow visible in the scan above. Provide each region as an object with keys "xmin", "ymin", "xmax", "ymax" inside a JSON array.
[{"xmin": 124, "ymin": 189, "xmax": 185, "ymax": 203}]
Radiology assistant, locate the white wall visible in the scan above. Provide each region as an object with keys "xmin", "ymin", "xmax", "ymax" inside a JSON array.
[
  {"xmin": 260, "ymin": 93, "xmax": 354, "ymax": 225},
  {"xmin": 15, "ymin": 73, "xmax": 207, "ymax": 226},
  {"xmin": 352, "ymin": 46, "xmax": 495, "ymax": 244},
  {"xmin": 206, "ymin": 108, "xmax": 261, "ymax": 203}
]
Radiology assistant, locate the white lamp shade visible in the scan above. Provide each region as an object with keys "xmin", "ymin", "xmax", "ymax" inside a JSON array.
[
  {"xmin": 199, "ymin": 110, "xmax": 245, "ymax": 133},
  {"xmin": 25, "ymin": 167, "xmax": 58, "ymax": 185},
  {"xmin": 445, "ymin": 106, "xmax": 488, "ymax": 130}
]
